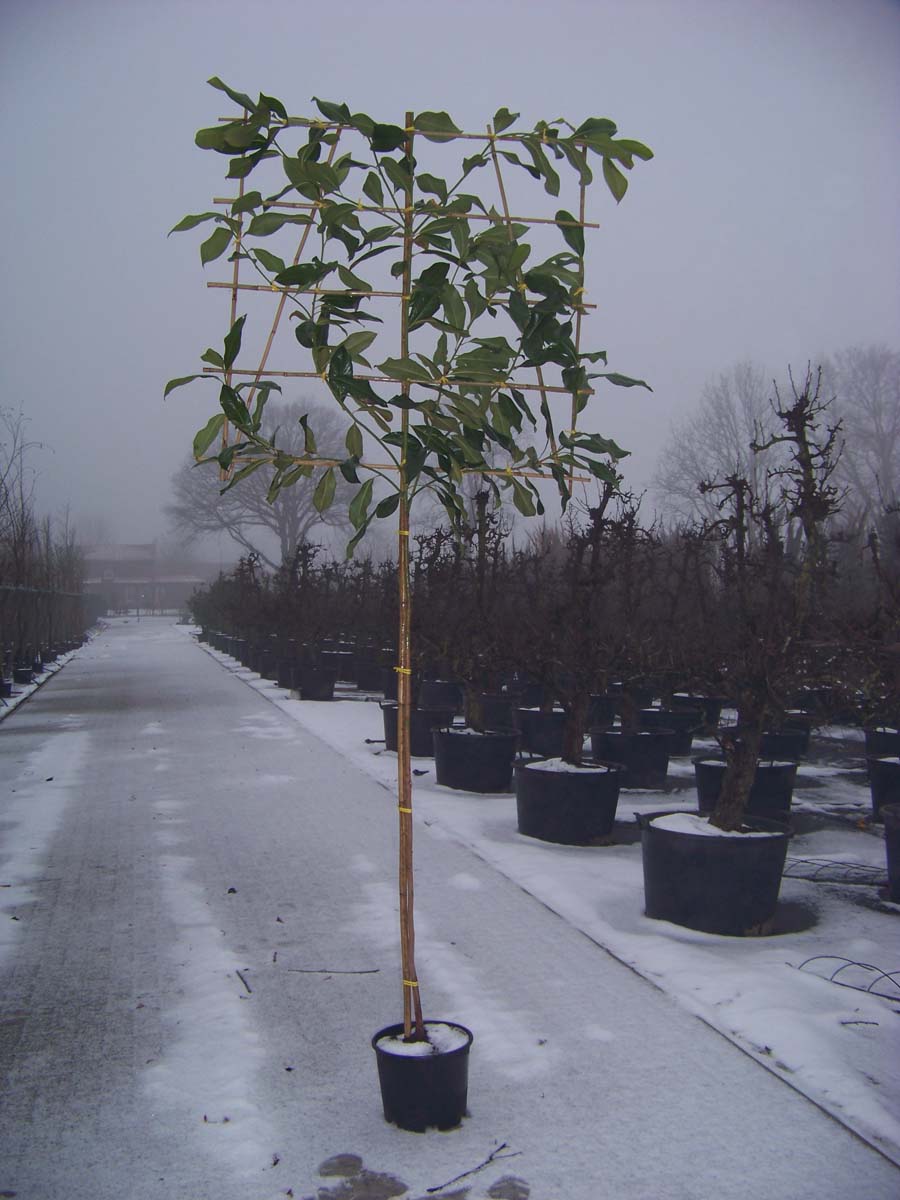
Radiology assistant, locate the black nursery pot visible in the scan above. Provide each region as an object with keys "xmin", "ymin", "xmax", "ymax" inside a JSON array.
[
  {"xmin": 516, "ymin": 707, "xmax": 567, "ymax": 758},
  {"xmin": 294, "ymin": 666, "xmax": 338, "ymax": 701},
  {"xmin": 590, "ymin": 729, "xmax": 672, "ymax": 789},
  {"xmin": 515, "ymin": 759, "xmax": 621, "ymax": 845},
  {"xmin": 867, "ymin": 756, "xmax": 900, "ymax": 822},
  {"xmin": 864, "ymin": 726, "xmax": 900, "ymax": 760},
  {"xmin": 418, "ymin": 679, "xmax": 465, "ymax": 714},
  {"xmin": 640, "ymin": 810, "xmax": 792, "ymax": 936},
  {"xmin": 759, "ymin": 727, "xmax": 809, "ymax": 760},
  {"xmin": 372, "ymin": 1021, "xmax": 473, "ymax": 1132},
  {"xmin": 693, "ymin": 757, "xmax": 798, "ymax": 819},
  {"xmin": 433, "ymin": 728, "xmax": 518, "ymax": 792},
  {"xmin": 639, "ymin": 707, "xmax": 703, "ymax": 756},
  {"xmin": 380, "ymin": 702, "xmax": 456, "ymax": 757},
  {"xmin": 882, "ymin": 803, "xmax": 900, "ymax": 902}
]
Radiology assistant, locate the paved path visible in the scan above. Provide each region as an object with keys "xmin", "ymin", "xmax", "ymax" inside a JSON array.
[{"xmin": 1, "ymin": 618, "xmax": 898, "ymax": 1199}]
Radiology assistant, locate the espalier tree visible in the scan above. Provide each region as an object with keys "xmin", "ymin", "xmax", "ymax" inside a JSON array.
[{"xmin": 168, "ymin": 79, "xmax": 652, "ymax": 1040}]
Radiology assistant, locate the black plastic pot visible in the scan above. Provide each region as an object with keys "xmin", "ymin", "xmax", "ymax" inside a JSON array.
[
  {"xmin": 372, "ymin": 1021, "xmax": 473, "ymax": 1132},
  {"xmin": 433, "ymin": 728, "xmax": 518, "ymax": 792},
  {"xmin": 639, "ymin": 708, "xmax": 702, "ymax": 756},
  {"xmin": 12, "ymin": 666, "xmax": 32, "ymax": 685},
  {"xmin": 380, "ymin": 702, "xmax": 457, "ymax": 757},
  {"xmin": 418, "ymin": 679, "xmax": 464, "ymax": 714},
  {"xmin": 319, "ymin": 650, "xmax": 355, "ymax": 682},
  {"xmin": 294, "ymin": 666, "xmax": 337, "ymax": 701},
  {"xmin": 669, "ymin": 693, "xmax": 724, "ymax": 732},
  {"xmin": 864, "ymin": 726, "xmax": 900, "ymax": 760},
  {"xmin": 883, "ymin": 803, "xmax": 900, "ymax": 901},
  {"xmin": 759, "ymin": 728, "xmax": 809, "ymax": 759},
  {"xmin": 867, "ymin": 756, "xmax": 900, "ymax": 822},
  {"xmin": 588, "ymin": 694, "xmax": 617, "ymax": 729},
  {"xmin": 468, "ymin": 693, "xmax": 517, "ymax": 733},
  {"xmin": 693, "ymin": 757, "xmax": 798, "ymax": 819},
  {"xmin": 640, "ymin": 809, "xmax": 792, "ymax": 935},
  {"xmin": 590, "ymin": 729, "xmax": 672, "ymax": 789},
  {"xmin": 515, "ymin": 759, "xmax": 621, "ymax": 845},
  {"xmin": 516, "ymin": 707, "xmax": 567, "ymax": 758}
]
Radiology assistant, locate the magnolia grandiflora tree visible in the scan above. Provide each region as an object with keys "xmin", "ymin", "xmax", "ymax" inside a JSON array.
[{"xmin": 168, "ymin": 79, "xmax": 652, "ymax": 1039}]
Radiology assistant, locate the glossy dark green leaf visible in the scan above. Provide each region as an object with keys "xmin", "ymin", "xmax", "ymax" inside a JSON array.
[
  {"xmin": 382, "ymin": 156, "xmax": 412, "ymax": 192},
  {"xmin": 349, "ymin": 478, "xmax": 374, "ymax": 528},
  {"xmin": 362, "ymin": 171, "xmax": 385, "ymax": 206},
  {"xmin": 230, "ymin": 190, "xmax": 263, "ymax": 215},
  {"xmin": 616, "ymin": 138, "xmax": 653, "ymax": 161},
  {"xmin": 379, "ymin": 357, "xmax": 433, "ymax": 383},
  {"xmin": 345, "ymin": 423, "xmax": 364, "ymax": 459},
  {"xmin": 169, "ymin": 211, "xmax": 219, "ymax": 235},
  {"xmin": 248, "ymin": 212, "xmax": 313, "ymax": 236},
  {"xmin": 200, "ymin": 226, "xmax": 232, "ymax": 265},
  {"xmin": 164, "ymin": 374, "xmax": 204, "ymax": 398},
  {"xmin": 414, "ymin": 111, "xmax": 461, "ymax": 141},
  {"xmin": 555, "ymin": 209, "xmax": 585, "ymax": 256},
  {"xmin": 337, "ymin": 265, "xmax": 372, "ymax": 292},
  {"xmin": 275, "ymin": 262, "xmax": 327, "ymax": 288},
  {"xmin": 219, "ymin": 384, "xmax": 251, "ymax": 427},
  {"xmin": 341, "ymin": 330, "xmax": 377, "ymax": 361},
  {"xmin": 192, "ymin": 413, "xmax": 226, "ymax": 459},
  {"xmin": 313, "ymin": 468, "xmax": 336, "ymax": 513},
  {"xmin": 375, "ymin": 493, "xmax": 400, "ymax": 519},
  {"xmin": 602, "ymin": 157, "xmax": 628, "ymax": 203},
  {"xmin": 492, "ymin": 107, "xmax": 519, "ymax": 133},
  {"xmin": 597, "ymin": 371, "xmax": 651, "ymax": 390},
  {"xmin": 312, "ymin": 97, "xmax": 352, "ymax": 124},
  {"xmin": 222, "ymin": 315, "xmax": 246, "ymax": 369},
  {"xmin": 200, "ymin": 348, "xmax": 224, "ymax": 368},
  {"xmin": 575, "ymin": 117, "xmax": 618, "ymax": 138},
  {"xmin": 208, "ymin": 77, "xmax": 256, "ymax": 113},
  {"xmin": 253, "ymin": 247, "xmax": 286, "ymax": 275},
  {"xmin": 371, "ymin": 124, "xmax": 407, "ymax": 153},
  {"xmin": 417, "ymin": 172, "xmax": 448, "ymax": 202}
]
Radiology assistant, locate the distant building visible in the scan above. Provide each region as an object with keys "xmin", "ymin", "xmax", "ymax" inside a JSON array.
[{"xmin": 82, "ymin": 543, "xmax": 211, "ymax": 612}]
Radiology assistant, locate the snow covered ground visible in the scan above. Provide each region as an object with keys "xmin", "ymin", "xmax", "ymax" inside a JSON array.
[{"xmin": 195, "ymin": 628, "xmax": 900, "ymax": 1167}]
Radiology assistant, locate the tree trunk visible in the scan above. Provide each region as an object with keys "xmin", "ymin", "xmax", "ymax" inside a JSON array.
[{"xmin": 711, "ymin": 722, "xmax": 762, "ymax": 831}]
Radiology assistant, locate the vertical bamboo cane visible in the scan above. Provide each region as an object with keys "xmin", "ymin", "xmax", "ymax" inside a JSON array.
[{"xmin": 397, "ymin": 111, "xmax": 425, "ymax": 1041}]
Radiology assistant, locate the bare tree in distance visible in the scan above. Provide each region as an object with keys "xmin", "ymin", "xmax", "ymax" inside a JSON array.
[
  {"xmin": 165, "ymin": 400, "xmax": 355, "ymax": 570},
  {"xmin": 821, "ymin": 344, "xmax": 900, "ymax": 535},
  {"xmin": 652, "ymin": 362, "xmax": 781, "ymax": 524}
]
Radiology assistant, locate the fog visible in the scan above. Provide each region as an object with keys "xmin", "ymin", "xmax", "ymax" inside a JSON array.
[{"xmin": 2, "ymin": 0, "xmax": 898, "ymax": 550}]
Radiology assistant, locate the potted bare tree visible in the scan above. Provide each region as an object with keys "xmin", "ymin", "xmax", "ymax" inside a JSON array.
[{"xmin": 642, "ymin": 367, "xmax": 845, "ymax": 935}]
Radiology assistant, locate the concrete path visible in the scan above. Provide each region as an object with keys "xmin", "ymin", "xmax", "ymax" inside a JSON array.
[{"xmin": 1, "ymin": 618, "xmax": 898, "ymax": 1200}]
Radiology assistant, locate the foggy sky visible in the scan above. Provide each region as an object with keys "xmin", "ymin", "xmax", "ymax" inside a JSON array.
[{"xmin": 2, "ymin": 0, "xmax": 898, "ymax": 549}]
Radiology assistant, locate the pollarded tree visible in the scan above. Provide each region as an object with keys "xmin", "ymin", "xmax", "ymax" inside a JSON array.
[{"xmin": 165, "ymin": 400, "xmax": 354, "ymax": 569}]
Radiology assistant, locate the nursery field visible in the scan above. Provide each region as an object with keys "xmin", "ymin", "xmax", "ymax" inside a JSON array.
[
  {"xmin": 1, "ymin": 618, "xmax": 898, "ymax": 1200},
  {"xmin": 199, "ymin": 630, "xmax": 900, "ymax": 1167}
]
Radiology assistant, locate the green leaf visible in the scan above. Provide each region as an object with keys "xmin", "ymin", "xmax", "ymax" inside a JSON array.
[
  {"xmin": 208, "ymin": 77, "xmax": 256, "ymax": 113},
  {"xmin": 275, "ymin": 262, "xmax": 328, "ymax": 288},
  {"xmin": 200, "ymin": 226, "xmax": 232, "ymax": 265},
  {"xmin": 221, "ymin": 459, "xmax": 267, "ymax": 493},
  {"xmin": 337, "ymin": 265, "xmax": 372, "ymax": 292},
  {"xmin": 414, "ymin": 110, "xmax": 461, "ymax": 141},
  {"xmin": 253, "ymin": 247, "xmax": 286, "ymax": 275},
  {"xmin": 313, "ymin": 468, "xmax": 336, "ymax": 513},
  {"xmin": 375, "ymin": 493, "xmax": 400, "ymax": 519},
  {"xmin": 193, "ymin": 413, "xmax": 226, "ymax": 459},
  {"xmin": 219, "ymin": 384, "xmax": 251, "ymax": 427},
  {"xmin": 349, "ymin": 478, "xmax": 374, "ymax": 528},
  {"xmin": 492, "ymin": 107, "xmax": 519, "ymax": 134},
  {"xmin": 510, "ymin": 478, "xmax": 536, "ymax": 517},
  {"xmin": 298, "ymin": 413, "xmax": 317, "ymax": 454},
  {"xmin": 164, "ymin": 374, "xmax": 204, "ymax": 398},
  {"xmin": 378, "ymin": 357, "xmax": 434, "ymax": 383},
  {"xmin": 341, "ymin": 330, "xmax": 377, "ymax": 361},
  {"xmin": 598, "ymin": 371, "xmax": 651, "ymax": 390},
  {"xmin": 381, "ymin": 156, "xmax": 412, "ymax": 192},
  {"xmin": 312, "ymin": 97, "xmax": 352, "ymax": 124},
  {"xmin": 200, "ymin": 348, "xmax": 224, "ymax": 368},
  {"xmin": 345, "ymin": 423, "xmax": 364, "ymax": 459},
  {"xmin": 359, "ymin": 172, "xmax": 382, "ymax": 208},
  {"xmin": 169, "ymin": 211, "xmax": 219, "ymax": 235},
  {"xmin": 248, "ymin": 211, "xmax": 313, "ymax": 236},
  {"xmin": 417, "ymin": 172, "xmax": 448, "ymax": 203},
  {"xmin": 231, "ymin": 190, "xmax": 263, "ymax": 215},
  {"xmin": 223, "ymin": 315, "xmax": 246, "ymax": 369},
  {"xmin": 555, "ymin": 209, "xmax": 585, "ymax": 256},
  {"xmin": 615, "ymin": 138, "xmax": 653, "ymax": 161},
  {"xmin": 602, "ymin": 158, "xmax": 628, "ymax": 203},
  {"xmin": 371, "ymin": 124, "xmax": 407, "ymax": 153},
  {"xmin": 575, "ymin": 117, "xmax": 618, "ymax": 138}
]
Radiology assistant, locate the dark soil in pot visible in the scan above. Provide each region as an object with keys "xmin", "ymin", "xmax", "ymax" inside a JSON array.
[
  {"xmin": 693, "ymin": 756, "xmax": 798, "ymax": 820},
  {"xmin": 515, "ymin": 758, "xmax": 622, "ymax": 845},
  {"xmin": 372, "ymin": 1021, "xmax": 473, "ymax": 1132},
  {"xmin": 432, "ymin": 728, "xmax": 518, "ymax": 792},
  {"xmin": 867, "ymin": 756, "xmax": 900, "ymax": 822},
  {"xmin": 640, "ymin": 809, "xmax": 792, "ymax": 935},
  {"xmin": 590, "ymin": 729, "xmax": 672, "ymax": 789}
]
